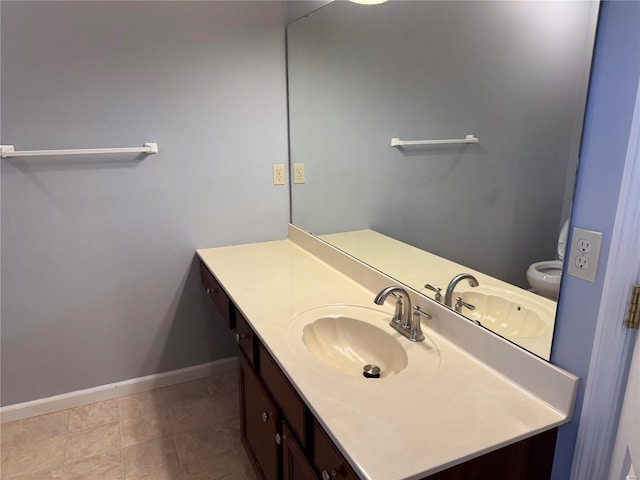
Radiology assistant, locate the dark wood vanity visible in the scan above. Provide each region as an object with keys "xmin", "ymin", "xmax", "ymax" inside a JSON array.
[{"xmin": 200, "ymin": 260, "xmax": 557, "ymax": 480}]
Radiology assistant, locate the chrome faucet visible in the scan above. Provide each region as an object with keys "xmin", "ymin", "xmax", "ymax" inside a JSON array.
[
  {"xmin": 374, "ymin": 286, "xmax": 430, "ymax": 342},
  {"xmin": 444, "ymin": 273, "xmax": 479, "ymax": 307}
]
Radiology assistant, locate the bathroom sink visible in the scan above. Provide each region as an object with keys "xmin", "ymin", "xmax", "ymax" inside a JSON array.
[
  {"xmin": 286, "ymin": 305, "xmax": 439, "ymax": 380},
  {"xmin": 302, "ymin": 315, "xmax": 408, "ymax": 378},
  {"xmin": 455, "ymin": 286, "xmax": 553, "ymax": 338}
]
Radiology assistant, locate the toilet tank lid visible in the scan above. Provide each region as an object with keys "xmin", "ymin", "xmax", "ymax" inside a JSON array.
[{"xmin": 558, "ymin": 219, "xmax": 570, "ymax": 260}]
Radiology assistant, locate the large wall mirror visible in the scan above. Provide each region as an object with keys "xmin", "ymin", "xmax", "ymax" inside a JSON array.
[{"xmin": 287, "ymin": 0, "xmax": 599, "ymax": 360}]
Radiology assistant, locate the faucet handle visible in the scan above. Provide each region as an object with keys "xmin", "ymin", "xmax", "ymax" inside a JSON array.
[
  {"xmin": 410, "ymin": 306, "xmax": 431, "ymax": 342},
  {"xmin": 413, "ymin": 306, "xmax": 432, "ymax": 320},
  {"xmin": 455, "ymin": 297, "xmax": 476, "ymax": 313},
  {"xmin": 424, "ymin": 284, "xmax": 442, "ymax": 302}
]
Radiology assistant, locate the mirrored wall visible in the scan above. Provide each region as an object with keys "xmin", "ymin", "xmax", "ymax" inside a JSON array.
[{"xmin": 287, "ymin": 0, "xmax": 599, "ymax": 360}]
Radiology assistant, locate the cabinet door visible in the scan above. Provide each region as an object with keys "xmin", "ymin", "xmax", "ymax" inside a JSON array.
[
  {"xmin": 282, "ymin": 422, "xmax": 316, "ymax": 480},
  {"xmin": 239, "ymin": 351, "xmax": 279, "ymax": 480}
]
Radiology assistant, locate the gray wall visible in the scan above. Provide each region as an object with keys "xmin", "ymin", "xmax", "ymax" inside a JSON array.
[
  {"xmin": 1, "ymin": 1, "xmax": 289, "ymax": 406},
  {"xmin": 288, "ymin": 1, "xmax": 595, "ymax": 287},
  {"xmin": 286, "ymin": 0, "xmax": 332, "ymax": 24}
]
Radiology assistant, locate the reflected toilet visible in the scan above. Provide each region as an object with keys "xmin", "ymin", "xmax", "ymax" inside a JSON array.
[{"xmin": 526, "ymin": 220, "xmax": 569, "ymax": 300}]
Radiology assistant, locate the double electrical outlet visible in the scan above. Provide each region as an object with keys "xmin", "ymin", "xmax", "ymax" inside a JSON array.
[
  {"xmin": 567, "ymin": 227, "xmax": 603, "ymax": 283},
  {"xmin": 272, "ymin": 163, "xmax": 305, "ymax": 185}
]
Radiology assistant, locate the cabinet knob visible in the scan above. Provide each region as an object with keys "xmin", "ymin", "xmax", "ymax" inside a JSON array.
[
  {"xmin": 235, "ymin": 333, "xmax": 241, "ymax": 343},
  {"xmin": 275, "ymin": 432, "xmax": 288, "ymax": 444},
  {"xmin": 322, "ymin": 470, "xmax": 338, "ymax": 480},
  {"xmin": 261, "ymin": 411, "xmax": 273, "ymax": 423}
]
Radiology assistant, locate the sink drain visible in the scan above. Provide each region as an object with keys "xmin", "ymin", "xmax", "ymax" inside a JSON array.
[{"xmin": 363, "ymin": 364, "xmax": 381, "ymax": 379}]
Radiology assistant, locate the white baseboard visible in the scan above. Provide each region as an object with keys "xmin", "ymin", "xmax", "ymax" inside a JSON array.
[{"xmin": 0, "ymin": 357, "xmax": 237, "ymax": 424}]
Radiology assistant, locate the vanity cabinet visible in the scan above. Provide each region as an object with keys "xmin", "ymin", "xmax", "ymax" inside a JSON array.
[
  {"xmin": 199, "ymin": 260, "xmax": 557, "ymax": 480},
  {"xmin": 238, "ymin": 349, "xmax": 279, "ymax": 480},
  {"xmin": 313, "ymin": 420, "xmax": 358, "ymax": 480},
  {"xmin": 258, "ymin": 343, "xmax": 308, "ymax": 446},
  {"xmin": 282, "ymin": 422, "xmax": 317, "ymax": 480},
  {"xmin": 236, "ymin": 311, "xmax": 257, "ymax": 366},
  {"xmin": 199, "ymin": 262, "xmax": 235, "ymax": 328},
  {"xmin": 237, "ymin": 326, "xmax": 317, "ymax": 480}
]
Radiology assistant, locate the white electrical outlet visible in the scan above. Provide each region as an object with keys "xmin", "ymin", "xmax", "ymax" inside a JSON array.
[
  {"xmin": 272, "ymin": 164, "xmax": 285, "ymax": 185},
  {"xmin": 567, "ymin": 227, "xmax": 603, "ymax": 282},
  {"xmin": 293, "ymin": 163, "xmax": 305, "ymax": 184}
]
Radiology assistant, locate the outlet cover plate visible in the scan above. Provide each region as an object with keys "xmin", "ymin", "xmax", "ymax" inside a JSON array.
[
  {"xmin": 567, "ymin": 227, "xmax": 603, "ymax": 282},
  {"xmin": 293, "ymin": 163, "xmax": 305, "ymax": 184},
  {"xmin": 272, "ymin": 164, "xmax": 285, "ymax": 185}
]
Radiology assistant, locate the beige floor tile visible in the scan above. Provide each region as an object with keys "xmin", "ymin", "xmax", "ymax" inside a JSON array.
[
  {"xmin": 2, "ymin": 439, "xmax": 10, "ymax": 478},
  {"xmin": 122, "ymin": 437, "xmax": 184, "ymax": 480},
  {"xmin": 168, "ymin": 397, "xmax": 221, "ymax": 434},
  {"xmin": 120, "ymin": 411, "xmax": 172, "ymax": 449},
  {"xmin": 159, "ymin": 380, "xmax": 210, "ymax": 407},
  {"xmin": 68, "ymin": 400, "xmax": 119, "ymax": 433},
  {"xmin": 3, "ymin": 411, "xmax": 69, "ymax": 448},
  {"xmin": 65, "ymin": 421, "xmax": 120, "ymax": 464},
  {"xmin": 182, "ymin": 447, "xmax": 255, "ymax": 480},
  {"xmin": 64, "ymin": 451, "xmax": 124, "ymax": 480},
  {"xmin": 211, "ymin": 391, "xmax": 240, "ymax": 422},
  {"xmin": 6, "ymin": 465, "xmax": 65, "ymax": 480},
  {"xmin": 173, "ymin": 420, "xmax": 241, "ymax": 466},
  {"xmin": 4, "ymin": 436, "xmax": 66, "ymax": 478},
  {"xmin": 206, "ymin": 371, "xmax": 238, "ymax": 396},
  {"xmin": 2, "ymin": 422, "xmax": 15, "ymax": 448},
  {"xmin": 1, "ymin": 379, "xmax": 248, "ymax": 480},
  {"xmin": 117, "ymin": 391, "xmax": 168, "ymax": 422}
]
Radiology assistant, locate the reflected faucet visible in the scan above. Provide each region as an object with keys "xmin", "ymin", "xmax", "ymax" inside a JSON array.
[{"xmin": 444, "ymin": 273, "xmax": 479, "ymax": 307}]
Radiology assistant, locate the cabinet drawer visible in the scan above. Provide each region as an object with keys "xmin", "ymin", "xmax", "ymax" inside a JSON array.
[
  {"xmin": 199, "ymin": 261, "xmax": 235, "ymax": 328},
  {"xmin": 313, "ymin": 420, "xmax": 358, "ymax": 480},
  {"xmin": 236, "ymin": 311, "xmax": 257, "ymax": 368},
  {"xmin": 259, "ymin": 344, "xmax": 308, "ymax": 447}
]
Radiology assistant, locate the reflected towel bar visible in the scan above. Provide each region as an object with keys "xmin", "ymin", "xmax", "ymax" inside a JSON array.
[
  {"xmin": 0, "ymin": 143, "xmax": 159, "ymax": 158},
  {"xmin": 391, "ymin": 135, "xmax": 479, "ymax": 147}
]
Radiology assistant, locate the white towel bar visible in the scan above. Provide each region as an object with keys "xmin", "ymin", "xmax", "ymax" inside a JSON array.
[
  {"xmin": 0, "ymin": 143, "xmax": 158, "ymax": 158},
  {"xmin": 391, "ymin": 135, "xmax": 479, "ymax": 147}
]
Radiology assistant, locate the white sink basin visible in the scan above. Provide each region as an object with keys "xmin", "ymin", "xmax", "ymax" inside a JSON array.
[
  {"xmin": 302, "ymin": 315, "xmax": 408, "ymax": 378},
  {"xmin": 454, "ymin": 286, "xmax": 554, "ymax": 338},
  {"xmin": 286, "ymin": 304, "xmax": 439, "ymax": 380}
]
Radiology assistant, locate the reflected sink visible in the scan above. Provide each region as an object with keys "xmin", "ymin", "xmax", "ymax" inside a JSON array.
[
  {"xmin": 456, "ymin": 287, "xmax": 553, "ymax": 338},
  {"xmin": 302, "ymin": 315, "xmax": 408, "ymax": 378}
]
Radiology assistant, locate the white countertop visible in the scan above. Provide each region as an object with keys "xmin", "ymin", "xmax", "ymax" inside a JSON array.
[
  {"xmin": 197, "ymin": 227, "xmax": 577, "ymax": 480},
  {"xmin": 320, "ymin": 229, "xmax": 557, "ymax": 359}
]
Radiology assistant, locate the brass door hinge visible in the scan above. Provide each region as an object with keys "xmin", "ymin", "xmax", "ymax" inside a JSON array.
[{"xmin": 625, "ymin": 285, "xmax": 640, "ymax": 329}]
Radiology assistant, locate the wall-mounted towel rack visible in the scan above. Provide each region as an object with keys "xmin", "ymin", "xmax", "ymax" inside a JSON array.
[
  {"xmin": 0, "ymin": 143, "xmax": 159, "ymax": 159},
  {"xmin": 391, "ymin": 135, "xmax": 479, "ymax": 147}
]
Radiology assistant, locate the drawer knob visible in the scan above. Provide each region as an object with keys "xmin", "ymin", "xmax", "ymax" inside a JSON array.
[
  {"xmin": 261, "ymin": 411, "xmax": 273, "ymax": 422},
  {"xmin": 235, "ymin": 333, "xmax": 241, "ymax": 343},
  {"xmin": 322, "ymin": 470, "xmax": 338, "ymax": 480},
  {"xmin": 275, "ymin": 432, "xmax": 288, "ymax": 444}
]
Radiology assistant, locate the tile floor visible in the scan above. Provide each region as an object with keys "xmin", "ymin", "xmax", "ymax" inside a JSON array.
[{"xmin": 0, "ymin": 370, "xmax": 257, "ymax": 480}]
